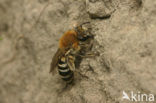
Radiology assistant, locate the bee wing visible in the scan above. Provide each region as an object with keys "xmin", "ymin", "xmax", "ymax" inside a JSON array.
[{"xmin": 50, "ymin": 48, "xmax": 63, "ymax": 74}]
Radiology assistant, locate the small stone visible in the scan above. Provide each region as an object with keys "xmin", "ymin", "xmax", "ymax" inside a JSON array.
[{"xmin": 86, "ymin": 0, "xmax": 115, "ymax": 19}]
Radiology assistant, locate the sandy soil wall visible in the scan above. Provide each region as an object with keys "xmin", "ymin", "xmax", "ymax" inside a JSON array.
[{"xmin": 0, "ymin": 0, "xmax": 156, "ymax": 103}]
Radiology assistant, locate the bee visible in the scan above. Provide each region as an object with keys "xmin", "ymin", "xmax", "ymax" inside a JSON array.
[{"xmin": 50, "ymin": 22, "xmax": 93, "ymax": 84}]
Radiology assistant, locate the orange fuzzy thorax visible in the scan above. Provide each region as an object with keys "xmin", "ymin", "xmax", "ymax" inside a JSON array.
[{"xmin": 59, "ymin": 30, "xmax": 79, "ymax": 52}]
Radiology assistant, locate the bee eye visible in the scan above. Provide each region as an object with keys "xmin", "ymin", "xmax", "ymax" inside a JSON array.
[{"xmin": 78, "ymin": 35, "xmax": 83, "ymax": 39}]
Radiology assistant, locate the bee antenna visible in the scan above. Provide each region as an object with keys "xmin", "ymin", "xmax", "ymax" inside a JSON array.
[
  {"xmin": 79, "ymin": 22, "xmax": 90, "ymax": 27},
  {"xmin": 74, "ymin": 22, "xmax": 90, "ymax": 32}
]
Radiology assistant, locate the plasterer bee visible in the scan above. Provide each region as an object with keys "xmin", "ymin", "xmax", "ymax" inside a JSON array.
[{"xmin": 50, "ymin": 22, "xmax": 93, "ymax": 84}]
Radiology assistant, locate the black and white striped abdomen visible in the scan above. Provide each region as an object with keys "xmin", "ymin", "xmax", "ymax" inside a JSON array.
[{"xmin": 58, "ymin": 56, "xmax": 74, "ymax": 84}]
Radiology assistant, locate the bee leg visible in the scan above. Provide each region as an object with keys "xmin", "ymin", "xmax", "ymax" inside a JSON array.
[
  {"xmin": 77, "ymin": 51, "xmax": 100, "ymax": 58},
  {"xmin": 64, "ymin": 83, "xmax": 69, "ymax": 89},
  {"xmin": 86, "ymin": 51, "xmax": 100, "ymax": 57},
  {"xmin": 58, "ymin": 84, "xmax": 69, "ymax": 93},
  {"xmin": 78, "ymin": 72, "xmax": 89, "ymax": 79},
  {"xmin": 74, "ymin": 69, "xmax": 89, "ymax": 80},
  {"xmin": 67, "ymin": 55, "xmax": 75, "ymax": 71}
]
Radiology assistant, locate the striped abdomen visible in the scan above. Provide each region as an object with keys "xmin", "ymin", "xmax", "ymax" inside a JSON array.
[{"xmin": 58, "ymin": 56, "xmax": 74, "ymax": 84}]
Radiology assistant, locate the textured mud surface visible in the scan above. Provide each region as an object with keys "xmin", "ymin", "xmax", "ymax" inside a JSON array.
[{"xmin": 0, "ymin": 0, "xmax": 156, "ymax": 103}]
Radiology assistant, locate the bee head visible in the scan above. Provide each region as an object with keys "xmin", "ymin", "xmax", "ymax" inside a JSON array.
[{"xmin": 74, "ymin": 22, "xmax": 93, "ymax": 41}]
